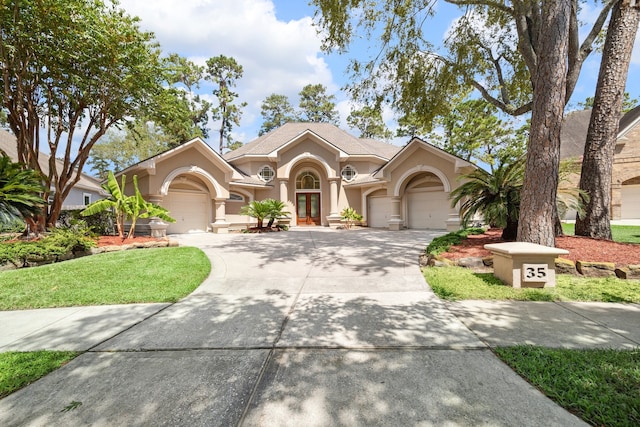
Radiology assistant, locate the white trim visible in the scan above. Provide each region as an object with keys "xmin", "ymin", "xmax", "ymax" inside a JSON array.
[
  {"xmin": 82, "ymin": 193, "xmax": 92, "ymax": 206},
  {"xmin": 393, "ymin": 165, "xmax": 451, "ymax": 197},
  {"xmin": 160, "ymin": 166, "xmax": 224, "ymax": 197},
  {"xmin": 284, "ymin": 152, "xmax": 335, "ymax": 179}
]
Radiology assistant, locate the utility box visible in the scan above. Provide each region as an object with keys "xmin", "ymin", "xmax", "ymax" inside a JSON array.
[{"xmin": 484, "ymin": 242, "xmax": 569, "ymax": 288}]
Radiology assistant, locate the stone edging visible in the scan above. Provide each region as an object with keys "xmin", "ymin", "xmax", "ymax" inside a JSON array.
[
  {"xmin": 0, "ymin": 239, "xmax": 179, "ymax": 271},
  {"xmin": 419, "ymin": 254, "xmax": 640, "ymax": 280}
]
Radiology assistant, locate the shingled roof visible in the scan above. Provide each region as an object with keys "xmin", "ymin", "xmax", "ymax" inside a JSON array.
[
  {"xmin": 560, "ymin": 106, "xmax": 640, "ymax": 159},
  {"xmin": 224, "ymin": 122, "xmax": 401, "ymax": 161}
]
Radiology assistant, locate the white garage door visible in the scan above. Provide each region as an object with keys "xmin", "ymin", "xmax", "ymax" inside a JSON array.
[
  {"xmin": 368, "ymin": 196, "xmax": 392, "ymax": 228},
  {"xmin": 621, "ymin": 185, "xmax": 640, "ymax": 219},
  {"xmin": 407, "ymin": 191, "xmax": 449, "ymax": 229},
  {"xmin": 164, "ymin": 191, "xmax": 210, "ymax": 233}
]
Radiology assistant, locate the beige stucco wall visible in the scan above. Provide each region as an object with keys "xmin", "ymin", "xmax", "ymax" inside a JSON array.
[{"xmin": 613, "ymin": 123, "xmax": 640, "ymax": 219}]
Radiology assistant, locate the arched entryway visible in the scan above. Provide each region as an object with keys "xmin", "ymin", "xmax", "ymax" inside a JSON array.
[
  {"xmin": 394, "ymin": 166, "xmax": 451, "ymax": 230},
  {"xmin": 295, "ymin": 170, "xmax": 321, "ymax": 225},
  {"xmin": 159, "ymin": 166, "xmax": 226, "ymax": 233}
]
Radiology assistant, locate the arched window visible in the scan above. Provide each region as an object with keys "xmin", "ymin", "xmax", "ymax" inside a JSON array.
[
  {"xmin": 296, "ymin": 171, "xmax": 320, "ymax": 190},
  {"xmin": 227, "ymin": 193, "xmax": 244, "ymax": 202}
]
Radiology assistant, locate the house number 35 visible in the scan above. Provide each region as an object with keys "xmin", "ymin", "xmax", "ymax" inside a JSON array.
[{"xmin": 522, "ymin": 264, "xmax": 548, "ymax": 282}]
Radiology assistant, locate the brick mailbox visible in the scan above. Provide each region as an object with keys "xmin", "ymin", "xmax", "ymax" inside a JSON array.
[{"xmin": 484, "ymin": 242, "xmax": 569, "ymax": 288}]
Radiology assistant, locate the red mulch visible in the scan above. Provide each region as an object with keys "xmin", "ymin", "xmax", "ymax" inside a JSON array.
[
  {"xmin": 96, "ymin": 235, "xmax": 165, "ymax": 247},
  {"xmin": 440, "ymin": 228, "xmax": 640, "ymax": 267}
]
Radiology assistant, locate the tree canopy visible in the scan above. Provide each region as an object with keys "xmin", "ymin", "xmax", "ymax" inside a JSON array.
[
  {"xmin": 298, "ymin": 84, "xmax": 340, "ymax": 124},
  {"xmin": 346, "ymin": 106, "xmax": 393, "ymax": 140},
  {"xmin": 206, "ymin": 55, "xmax": 247, "ymax": 153},
  {"xmin": 260, "ymin": 93, "xmax": 299, "ymax": 135},
  {"xmin": 0, "ymin": 0, "xmax": 164, "ymax": 227}
]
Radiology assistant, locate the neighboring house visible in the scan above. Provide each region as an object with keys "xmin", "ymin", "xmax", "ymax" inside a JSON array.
[
  {"xmin": 0, "ymin": 129, "xmax": 105, "ymax": 210},
  {"xmin": 560, "ymin": 105, "xmax": 640, "ymax": 220},
  {"xmin": 117, "ymin": 122, "xmax": 476, "ymax": 234}
]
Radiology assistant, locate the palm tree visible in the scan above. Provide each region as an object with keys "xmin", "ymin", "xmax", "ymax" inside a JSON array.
[
  {"xmin": 0, "ymin": 155, "xmax": 45, "ymax": 224},
  {"xmin": 240, "ymin": 198, "xmax": 290, "ymax": 229},
  {"xmin": 265, "ymin": 199, "xmax": 290, "ymax": 228},
  {"xmin": 450, "ymin": 157, "xmax": 525, "ymax": 241}
]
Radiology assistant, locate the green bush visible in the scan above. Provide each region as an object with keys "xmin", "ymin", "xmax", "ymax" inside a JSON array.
[
  {"xmin": 0, "ymin": 229, "xmax": 95, "ymax": 266},
  {"xmin": 425, "ymin": 228, "xmax": 485, "ymax": 256},
  {"xmin": 0, "ymin": 217, "xmax": 26, "ymax": 234},
  {"xmin": 58, "ymin": 209, "xmax": 115, "ymax": 236}
]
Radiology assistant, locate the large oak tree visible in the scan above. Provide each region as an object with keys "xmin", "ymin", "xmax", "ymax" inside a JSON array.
[{"xmin": 0, "ymin": 0, "xmax": 163, "ymax": 227}]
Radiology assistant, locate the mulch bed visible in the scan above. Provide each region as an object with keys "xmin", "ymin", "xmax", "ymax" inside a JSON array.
[
  {"xmin": 96, "ymin": 235, "xmax": 166, "ymax": 247},
  {"xmin": 440, "ymin": 229, "xmax": 640, "ymax": 268}
]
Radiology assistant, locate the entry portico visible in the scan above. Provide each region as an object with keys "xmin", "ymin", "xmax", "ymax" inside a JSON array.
[{"xmin": 117, "ymin": 122, "xmax": 475, "ymax": 233}]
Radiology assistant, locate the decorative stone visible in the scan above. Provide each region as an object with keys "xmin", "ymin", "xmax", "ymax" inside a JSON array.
[
  {"xmin": 482, "ymin": 256, "xmax": 494, "ymax": 267},
  {"xmin": 555, "ymin": 257, "xmax": 576, "ymax": 275},
  {"xmin": 457, "ymin": 257, "xmax": 485, "ymax": 269},
  {"xmin": 576, "ymin": 260, "xmax": 616, "ymax": 277},
  {"xmin": 0, "ymin": 262, "xmax": 17, "ymax": 271},
  {"xmin": 168, "ymin": 239, "xmax": 179, "ymax": 247},
  {"xmin": 419, "ymin": 253, "xmax": 429, "ymax": 267},
  {"xmin": 615, "ymin": 264, "xmax": 640, "ymax": 280}
]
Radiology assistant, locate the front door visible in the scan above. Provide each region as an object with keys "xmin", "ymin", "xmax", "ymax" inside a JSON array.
[{"xmin": 297, "ymin": 193, "xmax": 321, "ymax": 225}]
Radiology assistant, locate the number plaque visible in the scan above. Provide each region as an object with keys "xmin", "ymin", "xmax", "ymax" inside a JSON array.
[{"xmin": 522, "ymin": 264, "xmax": 548, "ymax": 282}]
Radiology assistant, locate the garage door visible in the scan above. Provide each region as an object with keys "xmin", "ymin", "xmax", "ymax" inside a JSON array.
[
  {"xmin": 407, "ymin": 191, "xmax": 449, "ymax": 229},
  {"xmin": 164, "ymin": 191, "xmax": 210, "ymax": 233},
  {"xmin": 621, "ymin": 185, "xmax": 640, "ymax": 219},
  {"xmin": 368, "ymin": 196, "xmax": 391, "ymax": 228}
]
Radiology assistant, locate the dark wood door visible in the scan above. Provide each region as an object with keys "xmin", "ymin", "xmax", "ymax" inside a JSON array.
[{"xmin": 296, "ymin": 193, "xmax": 321, "ymax": 225}]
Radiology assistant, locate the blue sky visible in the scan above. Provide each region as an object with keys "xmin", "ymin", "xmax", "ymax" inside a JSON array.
[{"xmin": 118, "ymin": 0, "xmax": 640, "ymax": 147}]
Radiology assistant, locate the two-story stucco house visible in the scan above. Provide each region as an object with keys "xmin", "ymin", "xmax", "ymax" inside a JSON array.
[{"xmin": 117, "ymin": 122, "xmax": 476, "ymax": 234}]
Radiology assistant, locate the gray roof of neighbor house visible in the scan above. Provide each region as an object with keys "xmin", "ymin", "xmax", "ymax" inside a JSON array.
[
  {"xmin": 224, "ymin": 122, "xmax": 402, "ymax": 161},
  {"xmin": 560, "ymin": 106, "xmax": 640, "ymax": 159},
  {"xmin": 0, "ymin": 128, "xmax": 104, "ymax": 194}
]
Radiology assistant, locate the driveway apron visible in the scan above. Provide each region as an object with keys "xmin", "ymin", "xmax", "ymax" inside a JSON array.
[{"xmin": 0, "ymin": 229, "xmax": 586, "ymax": 426}]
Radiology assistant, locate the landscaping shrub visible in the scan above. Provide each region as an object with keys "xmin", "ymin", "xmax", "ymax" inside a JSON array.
[
  {"xmin": 0, "ymin": 217, "xmax": 26, "ymax": 234},
  {"xmin": 0, "ymin": 228, "xmax": 95, "ymax": 267},
  {"xmin": 425, "ymin": 228, "xmax": 485, "ymax": 256},
  {"xmin": 58, "ymin": 209, "xmax": 115, "ymax": 236}
]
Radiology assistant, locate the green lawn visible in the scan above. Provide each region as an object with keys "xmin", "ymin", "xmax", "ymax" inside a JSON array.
[
  {"xmin": 495, "ymin": 346, "xmax": 640, "ymax": 427},
  {"xmin": 0, "ymin": 247, "xmax": 211, "ymax": 310},
  {"xmin": 562, "ymin": 223, "xmax": 640, "ymax": 244},
  {"xmin": 0, "ymin": 351, "xmax": 78, "ymax": 399},
  {"xmin": 423, "ymin": 266, "xmax": 640, "ymax": 302}
]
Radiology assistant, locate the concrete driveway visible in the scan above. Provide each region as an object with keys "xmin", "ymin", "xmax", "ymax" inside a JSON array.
[{"xmin": 0, "ymin": 228, "xmax": 586, "ymax": 426}]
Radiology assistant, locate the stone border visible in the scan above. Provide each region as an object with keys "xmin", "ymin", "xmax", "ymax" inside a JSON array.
[{"xmin": 420, "ymin": 254, "xmax": 640, "ymax": 280}]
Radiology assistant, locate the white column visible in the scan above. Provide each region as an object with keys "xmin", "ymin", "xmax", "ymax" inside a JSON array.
[
  {"xmin": 326, "ymin": 178, "xmax": 342, "ymax": 227},
  {"xmin": 212, "ymin": 197, "xmax": 229, "ymax": 234},
  {"xmin": 279, "ymin": 179, "xmax": 289, "ymax": 202},
  {"xmin": 329, "ymin": 178, "xmax": 339, "ymax": 216},
  {"xmin": 388, "ymin": 196, "xmax": 404, "ymax": 231},
  {"xmin": 446, "ymin": 197, "xmax": 462, "ymax": 231}
]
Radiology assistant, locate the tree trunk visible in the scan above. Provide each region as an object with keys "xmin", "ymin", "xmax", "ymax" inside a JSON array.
[
  {"xmin": 575, "ymin": 1, "xmax": 640, "ymax": 240},
  {"xmin": 518, "ymin": 0, "xmax": 571, "ymax": 247}
]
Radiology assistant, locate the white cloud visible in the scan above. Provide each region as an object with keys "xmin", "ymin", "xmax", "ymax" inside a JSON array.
[{"xmin": 118, "ymin": 0, "xmax": 337, "ymax": 141}]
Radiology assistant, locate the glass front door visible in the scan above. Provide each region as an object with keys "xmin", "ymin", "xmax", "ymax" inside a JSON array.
[{"xmin": 296, "ymin": 193, "xmax": 321, "ymax": 225}]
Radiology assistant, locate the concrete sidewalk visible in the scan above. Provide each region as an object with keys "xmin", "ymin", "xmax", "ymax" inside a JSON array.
[{"xmin": 1, "ymin": 228, "xmax": 634, "ymax": 426}]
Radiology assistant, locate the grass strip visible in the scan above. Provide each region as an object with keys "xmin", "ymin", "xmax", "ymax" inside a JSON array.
[
  {"xmin": 423, "ymin": 266, "xmax": 640, "ymax": 302},
  {"xmin": 494, "ymin": 346, "xmax": 640, "ymax": 427},
  {"xmin": 0, "ymin": 247, "xmax": 211, "ymax": 310},
  {"xmin": 0, "ymin": 351, "xmax": 79, "ymax": 398},
  {"xmin": 562, "ymin": 223, "xmax": 640, "ymax": 244}
]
